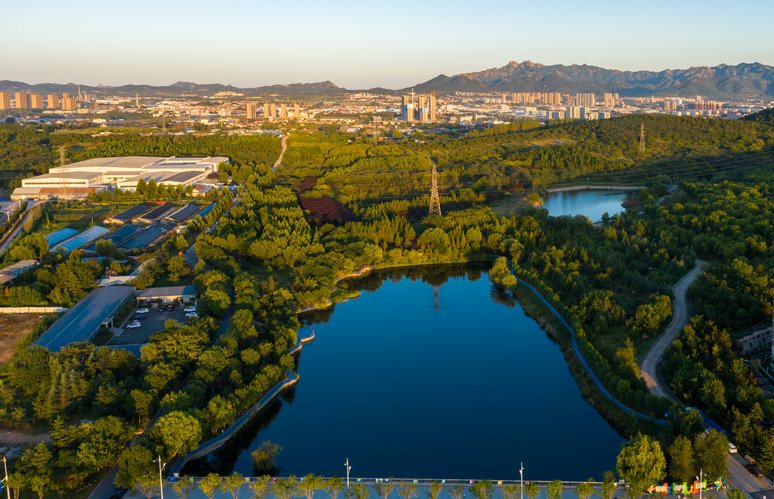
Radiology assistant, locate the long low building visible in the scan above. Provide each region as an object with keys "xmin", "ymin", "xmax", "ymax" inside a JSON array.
[
  {"xmin": 12, "ymin": 155, "xmax": 228, "ymax": 200},
  {"xmin": 33, "ymin": 286, "xmax": 135, "ymax": 352},
  {"xmin": 135, "ymin": 285, "xmax": 197, "ymax": 305}
]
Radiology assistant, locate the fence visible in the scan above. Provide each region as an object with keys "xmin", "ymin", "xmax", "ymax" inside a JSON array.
[{"xmin": 0, "ymin": 306, "xmax": 68, "ymax": 314}]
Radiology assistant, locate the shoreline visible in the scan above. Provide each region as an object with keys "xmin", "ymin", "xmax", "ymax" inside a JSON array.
[{"xmin": 545, "ymin": 185, "xmax": 645, "ymax": 193}]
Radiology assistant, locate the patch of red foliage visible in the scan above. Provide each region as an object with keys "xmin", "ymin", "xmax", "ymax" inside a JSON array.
[
  {"xmin": 298, "ymin": 196, "xmax": 358, "ymax": 225},
  {"xmin": 297, "ymin": 177, "xmax": 317, "ymax": 193}
]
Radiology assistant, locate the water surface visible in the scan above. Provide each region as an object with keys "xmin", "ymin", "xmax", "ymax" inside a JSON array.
[
  {"xmin": 543, "ymin": 190, "xmax": 628, "ymax": 222},
  {"xmin": 184, "ymin": 266, "xmax": 623, "ymax": 480}
]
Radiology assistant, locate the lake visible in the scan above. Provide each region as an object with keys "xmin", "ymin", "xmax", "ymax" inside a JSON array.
[
  {"xmin": 182, "ymin": 265, "xmax": 624, "ymax": 480},
  {"xmin": 543, "ymin": 190, "xmax": 629, "ymax": 222}
]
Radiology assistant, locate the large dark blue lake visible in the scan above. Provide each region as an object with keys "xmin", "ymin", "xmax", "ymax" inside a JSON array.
[
  {"xmin": 543, "ymin": 190, "xmax": 629, "ymax": 223},
  {"xmin": 184, "ymin": 265, "xmax": 623, "ymax": 480}
]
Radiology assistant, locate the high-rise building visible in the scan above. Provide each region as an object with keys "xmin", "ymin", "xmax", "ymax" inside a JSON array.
[
  {"xmin": 47, "ymin": 94, "xmax": 60, "ymax": 109},
  {"xmin": 294, "ymin": 102, "xmax": 300, "ymax": 118},
  {"xmin": 279, "ymin": 104, "xmax": 287, "ymax": 118},
  {"xmin": 15, "ymin": 92, "xmax": 29, "ymax": 109},
  {"xmin": 566, "ymin": 106, "xmax": 581, "ymax": 119},
  {"xmin": 263, "ymin": 103, "xmax": 271, "ymax": 118},
  {"xmin": 62, "ymin": 93, "xmax": 71, "ymax": 99},
  {"xmin": 428, "ymin": 93, "xmax": 436, "ymax": 121},
  {"xmin": 61, "ymin": 97, "xmax": 77, "ymax": 111},
  {"xmin": 269, "ymin": 103, "xmax": 277, "ymax": 119},
  {"xmin": 603, "ymin": 93, "xmax": 615, "ymax": 107},
  {"xmin": 246, "ymin": 102, "xmax": 257, "ymax": 120},
  {"xmin": 29, "ymin": 94, "xmax": 43, "ymax": 109},
  {"xmin": 402, "ymin": 94, "xmax": 414, "ymax": 122},
  {"xmin": 0, "ymin": 92, "xmax": 10, "ymax": 110}
]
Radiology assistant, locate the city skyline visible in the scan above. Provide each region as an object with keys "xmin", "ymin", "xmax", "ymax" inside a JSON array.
[{"xmin": 2, "ymin": 0, "xmax": 773, "ymax": 89}]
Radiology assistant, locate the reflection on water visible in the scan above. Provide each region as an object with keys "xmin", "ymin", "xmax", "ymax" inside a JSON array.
[
  {"xmin": 543, "ymin": 190, "xmax": 629, "ymax": 222},
  {"xmin": 183, "ymin": 265, "xmax": 623, "ymax": 480}
]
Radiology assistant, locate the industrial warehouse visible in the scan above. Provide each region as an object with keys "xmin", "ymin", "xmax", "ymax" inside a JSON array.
[{"xmin": 10, "ymin": 155, "xmax": 227, "ymax": 200}]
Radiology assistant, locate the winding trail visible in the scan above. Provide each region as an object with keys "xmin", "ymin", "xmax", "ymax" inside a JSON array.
[
  {"xmin": 272, "ymin": 135, "xmax": 287, "ymax": 170},
  {"xmin": 637, "ymin": 260, "xmax": 707, "ymax": 402}
]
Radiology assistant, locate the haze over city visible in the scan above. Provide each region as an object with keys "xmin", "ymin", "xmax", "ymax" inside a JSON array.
[{"xmin": 3, "ymin": 0, "xmax": 774, "ymax": 88}]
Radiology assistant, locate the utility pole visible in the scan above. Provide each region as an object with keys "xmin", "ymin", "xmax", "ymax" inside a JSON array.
[
  {"xmin": 429, "ymin": 164, "xmax": 441, "ymax": 217},
  {"xmin": 639, "ymin": 123, "xmax": 646, "ymax": 152},
  {"xmin": 154, "ymin": 456, "xmax": 165, "ymax": 499},
  {"xmin": 345, "ymin": 458, "xmax": 351, "ymax": 487},
  {"xmin": 696, "ymin": 469, "xmax": 703, "ymax": 499},
  {"xmin": 3, "ymin": 456, "xmax": 10, "ymax": 499}
]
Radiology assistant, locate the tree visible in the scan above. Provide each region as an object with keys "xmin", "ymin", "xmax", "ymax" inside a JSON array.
[
  {"xmin": 427, "ymin": 481, "xmax": 444, "ymax": 499},
  {"xmin": 274, "ymin": 476, "xmax": 300, "ymax": 499},
  {"xmin": 151, "ymin": 411, "xmax": 202, "ymax": 458},
  {"xmin": 525, "ymin": 482, "xmax": 540, "ymax": 499},
  {"xmin": 29, "ymin": 475, "xmax": 47, "ymax": 499},
  {"xmin": 546, "ymin": 480, "xmax": 562, "ymax": 499},
  {"xmin": 668, "ymin": 435, "xmax": 695, "ymax": 483},
  {"xmin": 449, "ymin": 485, "xmax": 465, "ymax": 499},
  {"xmin": 503, "ymin": 485, "xmax": 520, "ymax": 499},
  {"xmin": 116, "ymin": 445, "xmax": 154, "ymax": 490},
  {"xmin": 694, "ymin": 430, "xmax": 729, "ymax": 480},
  {"xmin": 399, "ymin": 482, "xmax": 418, "ymax": 499},
  {"xmin": 469, "ymin": 480, "xmax": 493, "ymax": 499},
  {"xmin": 575, "ymin": 482, "xmax": 594, "ymax": 499},
  {"xmin": 252, "ymin": 441, "xmax": 282, "ymax": 473},
  {"xmin": 130, "ymin": 389, "xmax": 155, "ymax": 424},
  {"xmin": 302, "ymin": 474, "xmax": 323, "ymax": 499},
  {"xmin": 222, "ymin": 471, "xmax": 245, "ymax": 499},
  {"xmin": 616, "ymin": 433, "xmax": 666, "ymax": 499},
  {"xmin": 134, "ymin": 473, "xmax": 158, "ymax": 499},
  {"xmin": 344, "ymin": 483, "xmax": 370, "ymax": 499},
  {"xmin": 250, "ymin": 476, "xmax": 274, "ymax": 499},
  {"xmin": 175, "ymin": 478, "xmax": 197, "ymax": 499},
  {"xmin": 727, "ymin": 489, "xmax": 747, "ymax": 499},
  {"xmin": 598, "ymin": 472, "xmax": 616, "ymax": 499},
  {"xmin": 323, "ymin": 477, "xmax": 344, "ymax": 499},
  {"xmin": 201, "ymin": 473, "xmax": 223, "ymax": 499},
  {"xmin": 8, "ymin": 473, "xmax": 25, "ymax": 499}
]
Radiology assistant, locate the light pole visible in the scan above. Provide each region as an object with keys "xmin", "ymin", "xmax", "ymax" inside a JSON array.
[
  {"xmin": 345, "ymin": 458, "xmax": 351, "ymax": 487},
  {"xmin": 154, "ymin": 456, "xmax": 166, "ymax": 499},
  {"xmin": 696, "ymin": 469, "xmax": 703, "ymax": 499},
  {"xmin": 3, "ymin": 456, "xmax": 10, "ymax": 499},
  {"xmin": 520, "ymin": 463, "xmax": 524, "ymax": 499}
]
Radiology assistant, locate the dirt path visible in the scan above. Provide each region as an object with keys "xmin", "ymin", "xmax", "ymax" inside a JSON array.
[
  {"xmin": 272, "ymin": 135, "xmax": 287, "ymax": 170},
  {"xmin": 0, "ymin": 429, "xmax": 52, "ymax": 446},
  {"xmin": 637, "ymin": 259, "xmax": 707, "ymax": 401}
]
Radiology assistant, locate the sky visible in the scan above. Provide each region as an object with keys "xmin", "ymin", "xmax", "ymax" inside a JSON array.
[{"xmin": 3, "ymin": 0, "xmax": 774, "ymax": 89}]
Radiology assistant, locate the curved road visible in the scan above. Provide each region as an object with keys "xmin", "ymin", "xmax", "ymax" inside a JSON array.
[{"xmin": 638, "ymin": 260, "xmax": 706, "ymax": 401}]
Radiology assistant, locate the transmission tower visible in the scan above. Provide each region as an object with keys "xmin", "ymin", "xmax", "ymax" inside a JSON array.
[
  {"xmin": 639, "ymin": 123, "xmax": 646, "ymax": 152},
  {"xmin": 429, "ymin": 164, "xmax": 442, "ymax": 217}
]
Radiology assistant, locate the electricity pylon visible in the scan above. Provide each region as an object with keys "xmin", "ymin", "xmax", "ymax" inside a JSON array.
[
  {"xmin": 429, "ymin": 164, "xmax": 441, "ymax": 217},
  {"xmin": 639, "ymin": 123, "xmax": 646, "ymax": 152}
]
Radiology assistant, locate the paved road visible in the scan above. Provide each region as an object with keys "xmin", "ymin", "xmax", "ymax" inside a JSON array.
[
  {"xmin": 638, "ymin": 260, "xmax": 706, "ymax": 401},
  {"xmin": 0, "ymin": 200, "xmax": 45, "ymax": 254},
  {"xmin": 272, "ymin": 135, "xmax": 287, "ymax": 170},
  {"xmin": 726, "ymin": 452, "xmax": 773, "ymax": 492}
]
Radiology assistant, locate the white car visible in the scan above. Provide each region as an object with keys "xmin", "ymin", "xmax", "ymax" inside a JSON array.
[
  {"xmin": 137, "ymin": 308, "xmax": 150, "ymax": 314},
  {"xmin": 126, "ymin": 322, "xmax": 142, "ymax": 329},
  {"xmin": 184, "ymin": 306, "xmax": 197, "ymax": 313},
  {"xmin": 185, "ymin": 312, "xmax": 198, "ymax": 318}
]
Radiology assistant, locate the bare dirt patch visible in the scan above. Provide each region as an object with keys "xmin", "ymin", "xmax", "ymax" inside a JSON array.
[{"xmin": 0, "ymin": 314, "xmax": 43, "ymax": 363}]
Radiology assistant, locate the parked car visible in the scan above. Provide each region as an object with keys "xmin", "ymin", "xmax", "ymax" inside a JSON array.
[
  {"xmin": 185, "ymin": 312, "xmax": 198, "ymax": 318},
  {"xmin": 184, "ymin": 306, "xmax": 197, "ymax": 313},
  {"xmin": 747, "ymin": 464, "xmax": 763, "ymax": 478},
  {"xmin": 137, "ymin": 308, "xmax": 150, "ymax": 314},
  {"xmin": 133, "ymin": 315, "xmax": 145, "ymax": 321},
  {"xmin": 126, "ymin": 322, "xmax": 142, "ymax": 329},
  {"xmin": 729, "ymin": 443, "xmax": 738, "ymax": 454}
]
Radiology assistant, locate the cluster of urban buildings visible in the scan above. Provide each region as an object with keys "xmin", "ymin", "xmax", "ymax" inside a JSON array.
[
  {"xmin": 0, "ymin": 91, "xmax": 85, "ymax": 111},
  {"xmin": 401, "ymin": 92, "xmax": 437, "ymax": 122},
  {"xmin": 246, "ymin": 102, "xmax": 302, "ymax": 120},
  {"xmin": 10, "ymin": 156, "xmax": 227, "ymax": 201}
]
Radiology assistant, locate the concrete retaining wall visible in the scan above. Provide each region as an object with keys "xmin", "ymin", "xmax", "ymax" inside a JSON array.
[
  {"xmin": 0, "ymin": 306, "xmax": 67, "ymax": 314},
  {"xmin": 546, "ymin": 185, "xmax": 645, "ymax": 193}
]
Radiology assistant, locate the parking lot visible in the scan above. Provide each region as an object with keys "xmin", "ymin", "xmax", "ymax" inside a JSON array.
[{"xmin": 113, "ymin": 303, "xmax": 195, "ymax": 344}]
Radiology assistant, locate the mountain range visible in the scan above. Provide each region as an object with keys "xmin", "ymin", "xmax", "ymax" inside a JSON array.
[{"xmin": 2, "ymin": 61, "xmax": 773, "ymax": 99}]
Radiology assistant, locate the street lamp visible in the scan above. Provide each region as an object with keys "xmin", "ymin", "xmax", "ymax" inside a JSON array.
[
  {"xmin": 153, "ymin": 456, "xmax": 166, "ymax": 499},
  {"xmin": 520, "ymin": 463, "xmax": 524, "ymax": 499},
  {"xmin": 345, "ymin": 459, "xmax": 351, "ymax": 487},
  {"xmin": 695, "ymin": 469, "xmax": 703, "ymax": 499},
  {"xmin": 3, "ymin": 456, "xmax": 10, "ymax": 499}
]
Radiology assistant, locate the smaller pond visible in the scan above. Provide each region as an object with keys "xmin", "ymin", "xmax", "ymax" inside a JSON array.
[{"xmin": 543, "ymin": 190, "xmax": 630, "ymax": 223}]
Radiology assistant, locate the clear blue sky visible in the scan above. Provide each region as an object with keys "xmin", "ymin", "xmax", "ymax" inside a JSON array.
[{"xmin": 3, "ymin": 0, "xmax": 773, "ymax": 89}]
